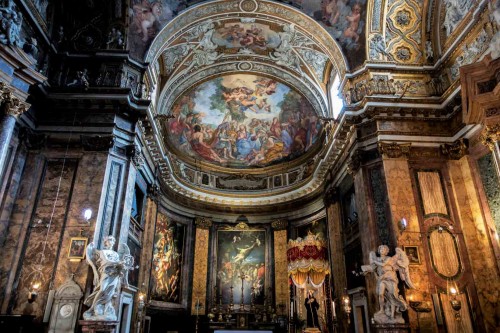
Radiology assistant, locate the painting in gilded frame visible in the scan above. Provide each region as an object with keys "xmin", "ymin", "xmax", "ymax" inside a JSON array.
[
  {"xmin": 216, "ymin": 228, "xmax": 266, "ymax": 306},
  {"xmin": 150, "ymin": 213, "xmax": 185, "ymax": 303},
  {"xmin": 167, "ymin": 74, "xmax": 321, "ymax": 169}
]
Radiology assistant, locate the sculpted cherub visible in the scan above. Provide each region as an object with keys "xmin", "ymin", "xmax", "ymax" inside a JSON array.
[
  {"xmin": 361, "ymin": 245, "xmax": 415, "ymax": 324},
  {"xmin": 83, "ymin": 236, "xmax": 134, "ymax": 321}
]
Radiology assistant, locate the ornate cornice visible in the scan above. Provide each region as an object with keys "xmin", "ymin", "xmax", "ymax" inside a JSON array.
[
  {"xmin": 440, "ymin": 138, "xmax": 469, "ymax": 160},
  {"xmin": 481, "ymin": 125, "xmax": 500, "ymax": 151},
  {"xmin": 195, "ymin": 217, "xmax": 212, "ymax": 229},
  {"xmin": 378, "ymin": 142, "xmax": 411, "ymax": 159}
]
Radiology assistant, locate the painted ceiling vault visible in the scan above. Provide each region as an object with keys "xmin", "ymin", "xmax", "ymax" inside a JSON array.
[{"xmin": 135, "ymin": 0, "xmax": 493, "ymax": 210}]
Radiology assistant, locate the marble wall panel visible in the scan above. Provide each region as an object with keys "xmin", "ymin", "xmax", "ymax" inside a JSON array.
[
  {"xmin": 12, "ymin": 159, "xmax": 78, "ymax": 318},
  {"xmin": 51, "ymin": 153, "xmax": 108, "ymax": 293},
  {"xmin": 0, "ymin": 153, "xmax": 45, "ymax": 312},
  {"xmin": 417, "ymin": 171, "xmax": 448, "ymax": 216},
  {"xmin": 368, "ymin": 166, "xmax": 392, "ymax": 246},
  {"xmin": 448, "ymin": 157, "xmax": 500, "ymax": 332},
  {"xmin": 326, "ymin": 202, "xmax": 347, "ymax": 307},
  {"xmin": 353, "ymin": 168, "xmax": 379, "ymax": 316},
  {"xmin": 439, "ymin": 293, "xmax": 474, "ymax": 332}
]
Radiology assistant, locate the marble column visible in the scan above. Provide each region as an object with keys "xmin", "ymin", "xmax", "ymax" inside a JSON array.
[
  {"xmin": 0, "ymin": 88, "xmax": 28, "ymax": 181},
  {"xmin": 481, "ymin": 124, "xmax": 500, "ymax": 181}
]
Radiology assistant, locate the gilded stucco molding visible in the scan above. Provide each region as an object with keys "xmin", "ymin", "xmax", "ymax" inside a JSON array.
[
  {"xmin": 271, "ymin": 219, "xmax": 287, "ymax": 231},
  {"xmin": 0, "ymin": 82, "xmax": 29, "ymax": 118},
  {"xmin": 440, "ymin": 138, "xmax": 469, "ymax": 160},
  {"xmin": 481, "ymin": 125, "xmax": 500, "ymax": 150},
  {"xmin": 195, "ymin": 217, "xmax": 212, "ymax": 229},
  {"xmin": 378, "ymin": 142, "xmax": 411, "ymax": 159}
]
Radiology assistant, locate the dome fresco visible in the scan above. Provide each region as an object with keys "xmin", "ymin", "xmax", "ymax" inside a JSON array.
[{"xmin": 166, "ymin": 74, "xmax": 322, "ymax": 168}]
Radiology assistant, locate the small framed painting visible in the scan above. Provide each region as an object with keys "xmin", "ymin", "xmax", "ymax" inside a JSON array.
[
  {"xmin": 68, "ymin": 237, "xmax": 88, "ymax": 260},
  {"xmin": 404, "ymin": 246, "xmax": 421, "ymax": 265}
]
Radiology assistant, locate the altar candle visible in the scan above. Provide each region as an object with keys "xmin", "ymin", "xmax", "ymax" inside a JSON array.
[
  {"xmin": 291, "ymin": 301, "xmax": 294, "ymax": 317},
  {"xmin": 332, "ymin": 300, "xmax": 336, "ymax": 319},
  {"xmin": 196, "ymin": 297, "xmax": 199, "ymax": 316}
]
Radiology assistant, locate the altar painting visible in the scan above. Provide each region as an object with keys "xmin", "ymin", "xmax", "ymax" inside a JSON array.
[
  {"xmin": 150, "ymin": 213, "xmax": 185, "ymax": 303},
  {"xmin": 216, "ymin": 230, "xmax": 266, "ymax": 305},
  {"xmin": 297, "ymin": 218, "xmax": 327, "ymax": 240},
  {"xmin": 167, "ymin": 74, "xmax": 321, "ymax": 168}
]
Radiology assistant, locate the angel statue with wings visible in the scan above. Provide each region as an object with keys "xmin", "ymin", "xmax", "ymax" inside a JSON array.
[
  {"xmin": 83, "ymin": 236, "xmax": 134, "ymax": 321},
  {"xmin": 361, "ymin": 245, "xmax": 415, "ymax": 324}
]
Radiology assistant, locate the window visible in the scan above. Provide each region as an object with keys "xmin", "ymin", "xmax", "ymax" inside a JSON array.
[{"xmin": 330, "ymin": 74, "xmax": 343, "ymax": 119}]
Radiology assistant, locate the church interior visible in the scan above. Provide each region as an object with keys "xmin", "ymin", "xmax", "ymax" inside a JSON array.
[{"xmin": 0, "ymin": 0, "xmax": 499, "ymax": 332}]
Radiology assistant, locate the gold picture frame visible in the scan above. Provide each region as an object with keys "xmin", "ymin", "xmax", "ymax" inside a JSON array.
[
  {"xmin": 68, "ymin": 237, "xmax": 88, "ymax": 260},
  {"xmin": 403, "ymin": 245, "xmax": 421, "ymax": 265}
]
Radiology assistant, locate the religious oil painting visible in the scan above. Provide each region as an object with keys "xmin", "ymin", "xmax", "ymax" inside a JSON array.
[
  {"xmin": 216, "ymin": 229, "xmax": 266, "ymax": 306},
  {"xmin": 404, "ymin": 246, "xmax": 421, "ymax": 265},
  {"xmin": 150, "ymin": 213, "xmax": 185, "ymax": 303},
  {"xmin": 276, "ymin": 0, "xmax": 367, "ymax": 69},
  {"xmin": 297, "ymin": 218, "xmax": 327, "ymax": 240},
  {"xmin": 68, "ymin": 237, "xmax": 87, "ymax": 260},
  {"xmin": 166, "ymin": 74, "xmax": 322, "ymax": 168}
]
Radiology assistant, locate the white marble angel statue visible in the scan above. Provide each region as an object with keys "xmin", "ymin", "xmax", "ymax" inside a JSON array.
[
  {"xmin": 83, "ymin": 236, "xmax": 134, "ymax": 321},
  {"xmin": 361, "ymin": 245, "xmax": 415, "ymax": 324}
]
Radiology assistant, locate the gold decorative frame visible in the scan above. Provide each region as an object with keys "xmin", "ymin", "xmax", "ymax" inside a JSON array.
[
  {"xmin": 403, "ymin": 245, "xmax": 421, "ymax": 265},
  {"xmin": 67, "ymin": 237, "xmax": 88, "ymax": 260}
]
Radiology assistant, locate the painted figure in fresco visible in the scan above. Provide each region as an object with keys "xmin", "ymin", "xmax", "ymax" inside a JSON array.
[
  {"xmin": 361, "ymin": 245, "xmax": 415, "ymax": 324},
  {"xmin": 305, "ymin": 289, "xmax": 320, "ymax": 328},
  {"xmin": 343, "ymin": 3, "xmax": 362, "ymax": 43},
  {"xmin": 167, "ymin": 75, "xmax": 321, "ymax": 167},
  {"xmin": 132, "ymin": 1, "xmax": 164, "ymax": 42},
  {"xmin": 191, "ymin": 124, "xmax": 226, "ymax": 163},
  {"xmin": 83, "ymin": 236, "xmax": 134, "ymax": 321}
]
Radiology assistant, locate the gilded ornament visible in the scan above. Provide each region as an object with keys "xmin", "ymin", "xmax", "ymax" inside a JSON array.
[
  {"xmin": 440, "ymin": 138, "xmax": 469, "ymax": 160},
  {"xmin": 195, "ymin": 217, "xmax": 212, "ymax": 229},
  {"xmin": 271, "ymin": 219, "xmax": 287, "ymax": 230},
  {"xmin": 378, "ymin": 142, "xmax": 411, "ymax": 159},
  {"xmin": 481, "ymin": 125, "xmax": 500, "ymax": 150}
]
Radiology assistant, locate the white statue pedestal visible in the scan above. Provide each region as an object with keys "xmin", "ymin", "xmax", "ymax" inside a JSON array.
[
  {"xmin": 79, "ymin": 320, "xmax": 118, "ymax": 333},
  {"xmin": 371, "ymin": 323, "xmax": 410, "ymax": 333}
]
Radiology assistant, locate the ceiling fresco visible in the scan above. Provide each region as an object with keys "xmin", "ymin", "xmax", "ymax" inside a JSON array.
[
  {"xmin": 130, "ymin": 0, "xmax": 365, "ymax": 69},
  {"xmin": 166, "ymin": 74, "xmax": 322, "ymax": 168}
]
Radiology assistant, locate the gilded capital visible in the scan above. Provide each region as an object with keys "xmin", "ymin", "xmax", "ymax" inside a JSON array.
[
  {"xmin": 0, "ymin": 89, "xmax": 29, "ymax": 118},
  {"xmin": 378, "ymin": 142, "xmax": 411, "ymax": 159},
  {"xmin": 440, "ymin": 138, "xmax": 469, "ymax": 160},
  {"xmin": 481, "ymin": 125, "xmax": 500, "ymax": 151},
  {"xmin": 195, "ymin": 217, "xmax": 212, "ymax": 229},
  {"xmin": 271, "ymin": 219, "xmax": 287, "ymax": 230}
]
